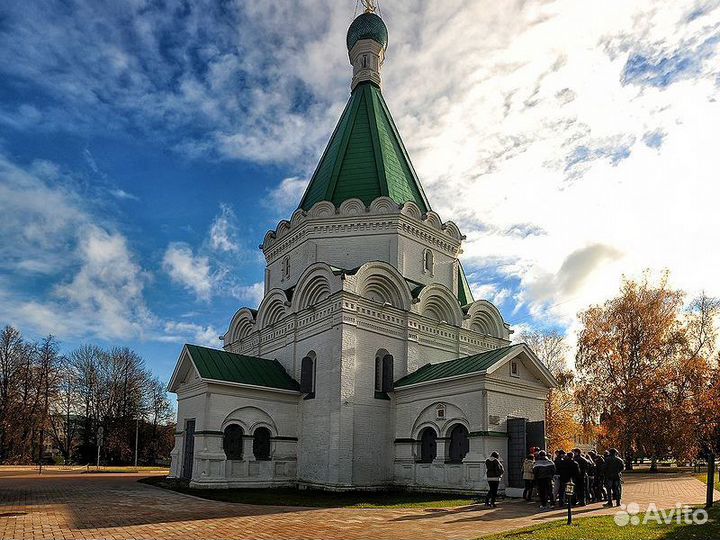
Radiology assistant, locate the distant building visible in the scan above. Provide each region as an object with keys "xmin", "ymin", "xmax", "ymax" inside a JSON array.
[{"xmin": 168, "ymin": 7, "xmax": 556, "ymax": 495}]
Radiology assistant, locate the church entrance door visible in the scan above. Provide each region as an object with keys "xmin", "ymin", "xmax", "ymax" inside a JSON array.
[{"xmin": 182, "ymin": 419, "xmax": 195, "ymax": 480}]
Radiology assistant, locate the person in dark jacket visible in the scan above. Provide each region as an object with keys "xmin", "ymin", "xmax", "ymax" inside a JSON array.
[
  {"xmin": 591, "ymin": 451, "xmax": 606, "ymax": 502},
  {"xmin": 604, "ymin": 448, "xmax": 625, "ymax": 507},
  {"xmin": 552, "ymin": 450, "xmax": 564, "ymax": 503},
  {"xmin": 484, "ymin": 451, "xmax": 504, "ymax": 507},
  {"xmin": 572, "ymin": 448, "xmax": 589, "ymax": 505},
  {"xmin": 585, "ymin": 453, "xmax": 596, "ymax": 502},
  {"xmin": 557, "ymin": 452, "xmax": 580, "ymax": 506},
  {"xmin": 532, "ymin": 450, "xmax": 556, "ymax": 509}
]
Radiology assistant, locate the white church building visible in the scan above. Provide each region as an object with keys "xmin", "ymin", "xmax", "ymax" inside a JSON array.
[{"xmin": 168, "ymin": 7, "xmax": 557, "ymax": 495}]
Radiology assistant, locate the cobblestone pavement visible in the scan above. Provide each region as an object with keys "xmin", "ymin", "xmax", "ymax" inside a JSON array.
[{"xmin": 1, "ymin": 469, "xmax": 717, "ymax": 539}]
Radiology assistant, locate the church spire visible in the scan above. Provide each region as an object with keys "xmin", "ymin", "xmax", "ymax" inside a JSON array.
[
  {"xmin": 297, "ymin": 6, "xmax": 431, "ymax": 213},
  {"xmin": 346, "ymin": 4, "xmax": 388, "ymax": 90}
]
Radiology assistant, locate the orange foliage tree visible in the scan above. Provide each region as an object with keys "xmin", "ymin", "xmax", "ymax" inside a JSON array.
[{"xmin": 574, "ymin": 273, "xmax": 718, "ymax": 469}]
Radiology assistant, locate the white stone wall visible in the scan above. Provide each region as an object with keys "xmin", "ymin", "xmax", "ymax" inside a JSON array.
[
  {"xmin": 391, "ymin": 350, "xmax": 550, "ymax": 493},
  {"xmin": 168, "ymin": 195, "xmax": 555, "ymax": 492},
  {"xmin": 260, "ymin": 199, "xmax": 463, "ymax": 295}
]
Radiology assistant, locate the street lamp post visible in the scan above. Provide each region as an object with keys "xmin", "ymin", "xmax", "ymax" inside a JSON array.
[
  {"xmin": 565, "ymin": 479, "xmax": 575, "ymax": 525},
  {"xmin": 707, "ymin": 453, "xmax": 716, "ymax": 509},
  {"xmin": 134, "ymin": 418, "xmax": 139, "ymax": 469},
  {"xmin": 96, "ymin": 426, "xmax": 103, "ymax": 469}
]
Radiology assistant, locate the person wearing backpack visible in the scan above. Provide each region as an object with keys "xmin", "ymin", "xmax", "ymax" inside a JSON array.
[{"xmin": 484, "ymin": 451, "xmax": 505, "ymax": 507}]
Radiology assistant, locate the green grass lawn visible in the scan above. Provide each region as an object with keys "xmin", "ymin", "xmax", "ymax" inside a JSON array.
[
  {"xmin": 140, "ymin": 476, "xmax": 477, "ymax": 508},
  {"xmin": 695, "ymin": 471, "xmax": 719, "ymax": 486},
  {"xmin": 480, "ymin": 505, "xmax": 719, "ymax": 540}
]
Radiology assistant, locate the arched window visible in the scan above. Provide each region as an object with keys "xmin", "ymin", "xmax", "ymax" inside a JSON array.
[
  {"xmin": 374, "ymin": 351, "xmax": 394, "ymax": 397},
  {"xmin": 419, "ymin": 427, "xmax": 437, "ymax": 463},
  {"xmin": 448, "ymin": 424, "xmax": 470, "ymax": 463},
  {"xmin": 223, "ymin": 424, "xmax": 243, "ymax": 460},
  {"xmin": 282, "ymin": 256, "xmax": 290, "ymax": 280},
  {"xmin": 423, "ymin": 249, "xmax": 434, "ymax": 274},
  {"xmin": 300, "ymin": 353, "xmax": 316, "ymax": 399},
  {"xmin": 253, "ymin": 427, "xmax": 271, "ymax": 461}
]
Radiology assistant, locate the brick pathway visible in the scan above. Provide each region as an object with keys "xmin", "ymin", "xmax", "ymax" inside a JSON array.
[{"xmin": 1, "ymin": 470, "xmax": 716, "ymax": 539}]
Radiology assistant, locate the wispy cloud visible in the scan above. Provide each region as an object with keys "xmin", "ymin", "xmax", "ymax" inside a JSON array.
[
  {"xmin": 162, "ymin": 203, "xmax": 263, "ymax": 305},
  {"xmin": 162, "ymin": 243, "xmax": 213, "ymax": 301},
  {"xmin": 263, "ymin": 176, "xmax": 309, "ymax": 217},
  {"xmin": 161, "ymin": 321, "xmax": 220, "ymax": 347},
  {"xmin": 0, "ymin": 153, "xmax": 153, "ymax": 338},
  {"xmin": 2, "ymin": 0, "xmax": 719, "ymax": 345},
  {"xmin": 230, "ymin": 282, "xmax": 264, "ymax": 306},
  {"xmin": 0, "ymin": 0, "xmax": 352, "ymax": 167},
  {"xmin": 209, "ymin": 204, "xmax": 240, "ymax": 253},
  {"xmin": 109, "ymin": 188, "xmax": 138, "ymax": 201}
]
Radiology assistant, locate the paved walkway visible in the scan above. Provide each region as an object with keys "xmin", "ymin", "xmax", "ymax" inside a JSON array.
[{"xmin": 1, "ymin": 470, "xmax": 716, "ymax": 539}]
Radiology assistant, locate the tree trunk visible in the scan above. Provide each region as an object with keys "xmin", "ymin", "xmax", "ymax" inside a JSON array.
[{"xmin": 650, "ymin": 455, "xmax": 658, "ymax": 472}]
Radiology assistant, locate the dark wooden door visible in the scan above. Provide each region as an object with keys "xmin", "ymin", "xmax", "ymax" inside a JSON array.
[
  {"xmin": 527, "ymin": 420, "xmax": 546, "ymax": 452},
  {"xmin": 507, "ymin": 417, "xmax": 526, "ymax": 488},
  {"xmin": 182, "ymin": 419, "xmax": 195, "ymax": 480}
]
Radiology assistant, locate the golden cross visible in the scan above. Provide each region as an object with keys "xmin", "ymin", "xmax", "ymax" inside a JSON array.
[{"xmin": 361, "ymin": 0, "xmax": 377, "ymax": 13}]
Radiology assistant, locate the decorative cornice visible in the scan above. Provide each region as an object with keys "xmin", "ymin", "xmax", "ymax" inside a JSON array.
[{"xmin": 261, "ymin": 198, "xmax": 463, "ymax": 261}]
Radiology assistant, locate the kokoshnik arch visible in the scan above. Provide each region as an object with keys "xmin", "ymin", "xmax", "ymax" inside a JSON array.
[{"xmin": 167, "ymin": 7, "xmax": 557, "ymax": 495}]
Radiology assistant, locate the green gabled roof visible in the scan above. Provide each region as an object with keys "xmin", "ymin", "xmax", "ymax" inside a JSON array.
[
  {"xmin": 299, "ymin": 82, "xmax": 431, "ymax": 212},
  {"xmin": 185, "ymin": 344, "xmax": 299, "ymax": 391},
  {"xmin": 457, "ymin": 263, "xmax": 475, "ymax": 306},
  {"xmin": 394, "ymin": 344, "xmax": 522, "ymax": 388}
]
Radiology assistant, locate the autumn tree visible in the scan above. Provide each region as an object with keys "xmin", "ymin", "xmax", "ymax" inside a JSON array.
[{"xmin": 575, "ymin": 274, "xmax": 718, "ymax": 470}]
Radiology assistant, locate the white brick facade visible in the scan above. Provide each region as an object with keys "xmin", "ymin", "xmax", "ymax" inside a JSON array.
[{"xmin": 168, "ymin": 198, "xmax": 556, "ymax": 493}]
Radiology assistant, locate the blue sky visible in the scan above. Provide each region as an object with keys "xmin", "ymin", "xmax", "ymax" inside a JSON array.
[{"xmin": 1, "ymin": 0, "xmax": 719, "ymax": 385}]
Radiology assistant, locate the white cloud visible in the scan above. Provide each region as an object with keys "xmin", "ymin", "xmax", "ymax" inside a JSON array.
[
  {"xmin": 470, "ymin": 283, "xmax": 512, "ymax": 307},
  {"xmin": 0, "ymin": 153, "xmax": 155, "ymax": 339},
  {"xmin": 109, "ymin": 188, "xmax": 138, "ymax": 201},
  {"xmin": 0, "ymin": 155, "xmax": 85, "ymax": 274},
  {"xmin": 52, "ymin": 226, "xmax": 150, "ymax": 337},
  {"xmin": 162, "ymin": 244, "xmax": 213, "ymax": 301},
  {"xmin": 368, "ymin": 0, "xmax": 720, "ymax": 332},
  {"xmin": 209, "ymin": 203, "xmax": 239, "ymax": 252},
  {"xmin": 263, "ymin": 177, "xmax": 309, "ymax": 217},
  {"xmin": 230, "ymin": 282, "xmax": 264, "ymax": 307},
  {"xmin": 2, "ymin": 0, "xmax": 719, "ymax": 340},
  {"xmin": 162, "ymin": 321, "xmax": 220, "ymax": 347}
]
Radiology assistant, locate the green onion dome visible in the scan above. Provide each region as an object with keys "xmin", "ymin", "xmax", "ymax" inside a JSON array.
[{"xmin": 346, "ymin": 12, "xmax": 388, "ymax": 51}]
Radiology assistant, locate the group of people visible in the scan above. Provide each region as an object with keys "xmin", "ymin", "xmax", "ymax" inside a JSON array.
[{"xmin": 484, "ymin": 447, "xmax": 625, "ymax": 510}]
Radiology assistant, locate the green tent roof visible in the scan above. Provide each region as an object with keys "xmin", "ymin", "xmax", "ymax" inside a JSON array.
[
  {"xmin": 457, "ymin": 263, "xmax": 475, "ymax": 306},
  {"xmin": 299, "ymin": 82, "xmax": 431, "ymax": 212},
  {"xmin": 185, "ymin": 344, "xmax": 299, "ymax": 391},
  {"xmin": 394, "ymin": 344, "xmax": 522, "ymax": 388}
]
